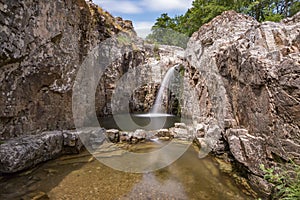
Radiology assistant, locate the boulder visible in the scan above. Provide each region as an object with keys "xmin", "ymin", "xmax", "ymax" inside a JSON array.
[
  {"xmin": 133, "ymin": 129, "xmax": 147, "ymax": 140},
  {"xmin": 106, "ymin": 129, "xmax": 120, "ymax": 143},
  {"xmin": 88, "ymin": 128, "xmax": 107, "ymax": 149},
  {"xmin": 195, "ymin": 123, "xmax": 205, "ymax": 138},
  {"xmin": 174, "ymin": 123, "xmax": 187, "ymax": 129},
  {"xmin": 169, "ymin": 127, "xmax": 191, "ymax": 140},
  {"xmin": 62, "ymin": 130, "xmax": 84, "ymax": 154},
  {"xmin": 226, "ymin": 128, "xmax": 266, "ymax": 176},
  {"xmin": 119, "ymin": 132, "xmax": 130, "ymax": 142},
  {"xmin": 156, "ymin": 129, "xmax": 170, "ymax": 137},
  {"xmin": 0, "ymin": 131, "xmax": 63, "ymax": 173}
]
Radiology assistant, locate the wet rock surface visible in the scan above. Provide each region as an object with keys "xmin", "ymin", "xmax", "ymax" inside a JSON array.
[{"xmin": 186, "ymin": 10, "xmax": 300, "ymax": 195}]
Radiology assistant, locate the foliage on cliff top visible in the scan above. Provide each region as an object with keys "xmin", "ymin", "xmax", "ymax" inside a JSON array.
[{"xmin": 147, "ymin": 0, "xmax": 300, "ymax": 45}]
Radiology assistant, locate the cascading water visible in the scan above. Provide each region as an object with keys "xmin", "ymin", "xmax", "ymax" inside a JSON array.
[
  {"xmin": 102, "ymin": 64, "xmax": 181, "ymax": 131},
  {"xmin": 150, "ymin": 66, "xmax": 176, "ymax": 114},
  {"xmin": 125, "ymin": 65, "xmax": 181, "ymax": 130}
]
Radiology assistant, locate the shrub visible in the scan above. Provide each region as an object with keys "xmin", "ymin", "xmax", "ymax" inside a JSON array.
[{"xmin": 260, "ymin": 162, "xmax": 300, "ymax": 200}]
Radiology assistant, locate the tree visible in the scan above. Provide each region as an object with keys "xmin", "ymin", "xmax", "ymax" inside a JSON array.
[
  {"xmin": 146, "ymin": 27, "xmax": 189, "ymax": 48},
  {"xmin": 146, "ymin": 13, "xmax": 189, "ymax": 48},
  {"xmin": 148, "ymin": 0, "xmax": 299, "ymax": 41}
]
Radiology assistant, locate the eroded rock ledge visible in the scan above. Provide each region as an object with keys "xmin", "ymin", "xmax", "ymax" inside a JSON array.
[
  {"xmin": 0, "ymin": 130, "xmax": 85, "ymax": 173},
  {"xmin": 0, "ymin": 122, "xmax": 195, "ymax": 174}
]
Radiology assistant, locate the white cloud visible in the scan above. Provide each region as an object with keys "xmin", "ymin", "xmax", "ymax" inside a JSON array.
[
  {"xmin": 141, "ymin": 0, "xmax": 193, "ymax": 12},
  {"xmin": 93, "ymin": 0, "xmax": 193, "ymax": 14},
  {"xmin": 133, "ymin": 21, "xmax": 154, "ymax": 38},
  {"xmin": 94, "ymin": 0, "xmax": 142, "ymax": 14}
]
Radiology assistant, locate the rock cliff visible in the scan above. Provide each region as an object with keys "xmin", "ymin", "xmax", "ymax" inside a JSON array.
[
  {"xmin": 0, "ymin": 0, "xmax": 136, "ymax": 139},
  {"xmin": 0, "ymin": 0, "xmax": 185, "ymax": 173},
  {"xmin": 186, "ymin": 10, "xmax": 300, "ymax": 195},
  {"xmin": 0, "ymin": 0, "xmax": 186, "ymax": 140}
]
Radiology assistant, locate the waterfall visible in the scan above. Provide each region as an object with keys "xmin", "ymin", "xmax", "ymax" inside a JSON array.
[{"xmin": 150, "ymin": 66, "xmax": 176, "ymax": 114}]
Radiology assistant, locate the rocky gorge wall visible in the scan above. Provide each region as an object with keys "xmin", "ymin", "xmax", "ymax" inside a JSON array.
[
  {"xmin": 0, "ymin": 0, "xmax": 136, "ymax": 139},
  {"xmin": 0, "ymin": 0, "xmax": 185, "ymax": 140},
  {"xmin": 95, "ymin": 43, "xmax": 185, "ymax": 117},
  {"xmin": 186, "ymin": 10, "xmax": 300, "ymax": 195},
  {"xmin": 0, "ymin": 0, "xmax": 186, "ymax": 173}
]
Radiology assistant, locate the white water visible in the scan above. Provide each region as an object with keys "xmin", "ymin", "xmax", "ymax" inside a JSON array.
[
  {"xmin": 150, "ymin": 66, "xmax": 176, "ymax": 114},
  {"xmin": 134, "ymin": 113, "xmax": 174, "ymax": 117}
]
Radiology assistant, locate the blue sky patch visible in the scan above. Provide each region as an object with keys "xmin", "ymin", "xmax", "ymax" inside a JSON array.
[{"xmin": 93, "ymin": 0, "xmax": 193, "ymax": 38}]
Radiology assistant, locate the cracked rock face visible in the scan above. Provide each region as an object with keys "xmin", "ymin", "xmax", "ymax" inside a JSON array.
[
  {"xmin": 0, "ymin": 0, "xmax": 185, "ymax": 140},
  {"xmin": 0, "ymin": 0, "xmax": 135, "ymax": 139},
  {"xmin": 186, "ymin": 10, "xmax": 300, "ymax": 194}
]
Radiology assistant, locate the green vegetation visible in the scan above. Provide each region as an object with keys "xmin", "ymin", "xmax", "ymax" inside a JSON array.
[
  {"xmin": 260, "ymin": 162, "xmax": 300, "ymax": 199},
  {"xmin": 147, "ymin": 0, "xmax": 300, "ymax": 46},
  {"xmin": 153, "ymin": 42, "xmax": 161, "ymax": 60},
  {"xmin": 153, "ymin": 42, "xmax": 160, "ymax": 52},
  {"xmin": 146, "ymin": 27, "xmax": 189, "ymax": 48},
  {"xmin": 117, "ymin": 35, "xmax": 132, "ymax": 45}
]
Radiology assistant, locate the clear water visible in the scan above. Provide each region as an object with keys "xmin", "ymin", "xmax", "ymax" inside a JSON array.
[
  {"xmin": 0, "ymin": 144, "xmax": 254, "ymax": 200},
  {"xmin": 98, "ymin": 114, "xmax": 181, "ymax": 131}
]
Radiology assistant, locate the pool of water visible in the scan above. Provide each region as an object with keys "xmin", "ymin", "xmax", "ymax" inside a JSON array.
[
  {"xmin": 98, "ymin": 113, "xmax": 181, "ymax": 131},
  {"xmin": 0, "ymin": 143, "xmax": 254, "ymax": 200}
]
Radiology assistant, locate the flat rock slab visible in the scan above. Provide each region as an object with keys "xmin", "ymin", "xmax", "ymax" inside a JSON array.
[
  {"xmin": 0, "ymin": 131, "xmax": 63, "ymax": 173},
  {"xmin": 0, "ymin": 129, "xmax": 93, "ymax": 174}
]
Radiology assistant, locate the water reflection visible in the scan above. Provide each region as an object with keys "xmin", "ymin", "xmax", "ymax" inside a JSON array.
[{"xmin": 123, "ymin": 173, "xmax": 188, "ymax": 199}]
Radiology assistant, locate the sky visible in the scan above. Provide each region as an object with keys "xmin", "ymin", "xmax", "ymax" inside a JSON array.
[{"xmin": 93, "ymin": 0, "xmax": 193, "ymax": 38}]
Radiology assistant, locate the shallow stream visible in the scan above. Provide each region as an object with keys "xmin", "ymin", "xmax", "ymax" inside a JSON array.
[{"xmin": 0, "ymin": 142, "xmax": 254, "ymax": 200}]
